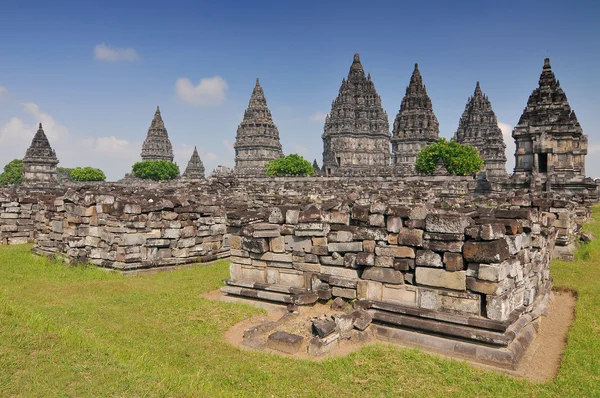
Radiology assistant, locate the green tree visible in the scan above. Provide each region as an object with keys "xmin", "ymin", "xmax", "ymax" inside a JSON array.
[
  {"xmin": 0, "ymin": 159, "xmax": 23, "ymax": 185},
  {"xmin": 415, "ymin": 138, "xmax": 484, "ymax": 176},
  {"xmin": 70, "ymin": 167, "xmax": 106, "ymax": 182},
  {"xmin": 265, "ymin": 154, "xmax": 314, "ymax": 177},
  {"xmin": 131, "ymin": 160, "xmax": 180, "ymax": 181}
]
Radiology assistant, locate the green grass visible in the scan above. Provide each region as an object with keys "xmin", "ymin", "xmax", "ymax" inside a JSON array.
[{"xmin": 1, "ymin": 208, "xmax": 600, "ymax": 397}]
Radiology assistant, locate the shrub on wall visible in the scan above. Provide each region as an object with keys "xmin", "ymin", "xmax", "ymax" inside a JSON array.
[
  {"xmin": 265, "ymin": 154, "xmax": 314, "ymax": 177},
  {"xmin": 415, "ymin": 138, "xmax": 484, "ymax": 176},
  {"xmin": 131, "ymin": 160, "xmax": 180, "ymax": 181},
  {"xmin": 70, "ymin": 167, "xmax": 106, "ymax": 182},
  {"xmin": 0, "ymin": 159, "xmax": 23, "ymax": 185}
]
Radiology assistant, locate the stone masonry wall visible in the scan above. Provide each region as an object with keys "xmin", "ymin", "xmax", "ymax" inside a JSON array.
[{"xmin": 223, "ymin": 198, "xmax": 582, "ymax": 323}]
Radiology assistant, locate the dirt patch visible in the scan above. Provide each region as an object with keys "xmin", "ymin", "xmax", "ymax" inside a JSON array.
[
  {"xmin": 199, "ymin": 289, "xmax": 225, "ymax": 301},
  {"xmin": 516, "ymin": 291, "xmax": 577, "ymax": 382},
  {"xmin": 210, "ymin": 290, "xmax": 576, "ymax": 377}
]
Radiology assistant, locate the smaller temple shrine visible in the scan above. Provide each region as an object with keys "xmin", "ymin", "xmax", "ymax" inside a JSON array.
[
  {"xmin": 22, "ymin": 123, "xmax": 59, "ymax": 185},
  {"xmin": 512, "ymin": 58, "xmax": 589, "ymax": 191},
  {"xmin": 321, "ymin": 53, "xmax": 390, "ymax": 175},
  {"xmin": 233, "ymin": 79, "xmax": 284, "ymax": 174},
  {"xmin": 454, "ymin": 82, "xmax": 507, "ymax": 178},
  {"xmin": 181, "ymin": 146, "xmax": 205, "ymax": 180},
  {"xmin": 391, "ymin": 64, "xmax": 439, "ymax": 171},
  {"xmin": 141, "ymin": 106, "xmax": 174, "ymax": 162}
]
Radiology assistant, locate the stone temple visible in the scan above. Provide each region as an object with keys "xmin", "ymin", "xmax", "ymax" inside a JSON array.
[
  {"xmin": 22, "ymin": 123, "xmax": 59, "ymax": 185},
  {"xmin": 391, "ymin": 64, "xmax": 439, "ymax": 171},
  {"xmin": 233, "ymin": 79, "xmax": 284, "ymax": 174},
  {"xmin": 454, "ymin": 82, "xmax": 507, "ymax": 178},
  {"xmin": 182, "ymin": 146, "xmax": 205, "ymax": 180},
  {"xmin": 141, "ymin": 106, "xmax": 174, "ymax": 162},
  {"xmin": 513, "ymin": 58, "xmax": 587, "ymax": 182},
  {"xmin": 321, "ymin": 53, "xmax": 390, "ymax": 176}
]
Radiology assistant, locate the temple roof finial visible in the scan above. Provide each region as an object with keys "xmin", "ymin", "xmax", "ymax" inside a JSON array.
[
  {"xmin": 38, "ymin": 122, "xmax": 42, "ymax": 129},
  {"xmin": 255, "ymin": 78, "xmax": 260, "ymax": 85},
  {"xmin": 544, "ymin": 58, "xmax": 551, "ymax": 68},
  {"xmin": 354, "ymin": 53, "xmax": 360, "ymax": 62}
]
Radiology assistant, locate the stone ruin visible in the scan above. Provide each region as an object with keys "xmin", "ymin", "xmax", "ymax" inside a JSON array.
[
  {"xmin": 391, "ymin": 64, "xmax": 440, "ymax": 172},
  {"xmin": 141, "ymin": 106, "xmax": 174, "ymax": 162},
  {"xmin": 233, "ymin": 79, "xmax": 284, "ymax": 176},
  {"xmin": 321, "ymin": 54, "xmax": 391, "ymax": 176},
  {"xmin": 182, "ymin": 146, "xmax": 205, "ymax": 181},
  {"xmin": 22, "ymin": 123, "xmax": 59, "ymax": 186}
]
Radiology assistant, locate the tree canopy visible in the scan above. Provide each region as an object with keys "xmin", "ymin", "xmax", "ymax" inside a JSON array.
[
  {"xmin": 70, "ymin": 167, "xmax": 106, "ymax": 182},
  {"xmin": 132, "ymin": 160, "xmax": 180, "ymax": 181},
  {"xmin": 0, "ymin": 159, "xmax": 23, "ymax": 185},
  {"xmin": 265, "ymin": 154, "xmax": 314, "ymax": 177},
  {"xmin": 415, "ymin": 138, "xmax": 484, "ymax": 176}
]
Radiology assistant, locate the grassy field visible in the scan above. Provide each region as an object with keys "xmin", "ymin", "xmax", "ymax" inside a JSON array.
[{"xmin": 1, "ymin": 209, "xmax": 600, "ymax": 397}]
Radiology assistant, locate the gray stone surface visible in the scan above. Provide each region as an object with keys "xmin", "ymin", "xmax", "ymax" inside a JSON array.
[
  {"xmin": 141, "ymin": 106, "xmax": 174, "ymax": 162},
  {"xmin": 266, "ymin": 331, "xmax": 304, "ymax": 354},
  {"xmin": 181, "ymin": 146, "xmax": 205, "ymax": 180},
  {"xmin": 22, "ymin": 123, "xmax": 59, "ymax": 186}
]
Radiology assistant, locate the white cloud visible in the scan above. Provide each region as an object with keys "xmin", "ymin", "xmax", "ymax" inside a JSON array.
[
  {"xmin": 94, "ymin": 43, "xmax": 139, "ymax": 62},
  {"xmin": 175, "ymin": 76, "xmax": 228, "ymax": 106},
  {"xmin": 22, "ymin": 102, "xmax": 69, "ymax": 142},
  {"xmin": 223, "ymin": 139, "xmax": 234, "ymax": 153},
  {"xmin": 0, "ymin": 86, "xmax": 8, "ymax": 99},
  {"xmin": 310, "ymin": 112, "xmax": 327, "ymax": 122},
  {"xmin": 498, "ymin": 122, "xmax": 515, "ymax": 173}
]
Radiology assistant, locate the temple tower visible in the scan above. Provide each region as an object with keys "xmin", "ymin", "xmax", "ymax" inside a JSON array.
[
  {"xmin": 454, "ymin": 82, "xmax": 507, "ymax": 178},
  {"xmin": 391, "ymin": 64, "xmax": 439, "ymax": 171},
  {"xmin": 181, "ymin": 146, "xmax": 205, "ymax": 180},
  {"xmin": 22, "ymin": 123, "xmax": 59, "ymax": 185},
  {"xmin": 512, "ymin": 58, "xmax": 587, "ymax": 179},
  {"xmin": 141, "ymin": 106, "xmax": 174, "ymax": 162},
  {"xmin": 233, "ymin": 79, "xmax": 284, "ymax": 174},
  {"xmin": 321, "ymin": 53, "xmax": 390, "ymax": 175}
]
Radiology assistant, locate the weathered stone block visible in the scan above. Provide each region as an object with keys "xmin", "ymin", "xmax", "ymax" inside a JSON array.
[
  {"xmin": 308, "ymin": 334, "xmax": 339, "ymax": 356},
  {"xmin": 270, "ymin": 236, "xmax": 285, "ymax": 253},
  {"xmin": 480, "ymin": 223, "xmax": 505, "ymax": 240},
  {"xmin": 242, "ymin": 237, "xmax": 269, "ymax": 254},
  {"xmin": 374, "ymin": 246, "xmax": 415, "ymax": 258},
  {"xmin": 387, "ymin": 216, "xmax": 402, "ymax": 233},
  {"xmin": 351, "ymin": 206, "xmax": 369, "ymax": 222},
  {"xmin": 284, "ymin": 235, "xmax": 312, "ymax": 252},
  {"xmin": 312, "ymin": 319, "xmax": 336, "ymax": 338},
  {"xmin": 285, "ymin": 209, "xmax": 299, "ymax": 224},
  {"xmin": 267, "ymin": 331, "xmax": 304, "ymax": 354},
  {"xmin": 398, "ymin": 228, "xmax": 423, "ymax": 246},
  {"xmin": 381, "ymin": 284, "xmax": 417, "ymax": 306},
  {"xmin": 328, "ymin": 242, "xmax": 363, "ymax": 253},
  {"xmin": 415, "ymin": 268, "xmax": 466, "ymax": 291},
  {"xmin": 357, "ymin": 280, "xmax": 383, "ymax": 301},
  {"xmin": 463, "ymin": 240, "xmax": 510, "ymax": 263},
  {"xmin": 369, "ymin": 214, "xmax": 385, "ymax": 227},
  {"xmin": 362, "ymin": 267, "xmax": 403, "ymax": 284},
  {"xmin": 443, "ymin": 252, "xmax": 464, "ymax": 271},
  {"xmin": 332, "ymin": 287, "xmax": 356, "ymax": 299},
  {"xmin": 356, "ymin": 252, "xmax": 374, "ymax": 266},
  {"xmin": 416, "ymin": 250, "xmax": 442, "ymax": 267},
  {"xmin": 423, "ymin": 239, "xmax": 463, "ymax": 252},
  {"xmin": 425, "ymin": 214, "xmax": 471, "ymax": 234},
  {"xmin": 419, "ymin": 288, "xmax": 480, "ymax": 316}
]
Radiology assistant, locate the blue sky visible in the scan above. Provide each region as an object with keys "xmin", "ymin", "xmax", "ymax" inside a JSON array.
[{"xmin": 0, "ymin": 0, "xmax": 599, "ymax": 180}]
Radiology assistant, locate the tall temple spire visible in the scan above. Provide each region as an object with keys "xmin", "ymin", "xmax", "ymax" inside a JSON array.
[
  {"xmin": 22, "ymin": 123, "xmax": 59, "ymax": 185},
  {"xmin": 512, "ymin": 58, "xmax": 587, "ymax": 178},
  {"xmin": 321, "ymin": 53, "xmax": 390, "ymax": 175},
  {"xmin": 181, "ymin": 146, "xmax": 205, "ymax": 180},
  {"xmin": 391, "ymin": 63, "xmax": 439, "ymax": 171},
  {"xmin": 233, "ymin": 78, "xmax": 284, "ymax": 174},
  {"xmin": 141, "ymin": 106, "xmax": 174, "ymax": 162},
  {"xmin": 454, "ymin": 81, "xmax": 507, "ymax": 178}
]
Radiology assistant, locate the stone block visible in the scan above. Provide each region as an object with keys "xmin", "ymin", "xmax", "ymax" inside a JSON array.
[
  {"xmin": 357, "ymin": 280, "xmax": 383, "ymax": 301},
  {"xmin": 387, "ymin": 234, "xmax": 398, "ymax": 245},
  {"xmin": 308, "ymin": 334, "xmax": 339, "ymax": 356},
  {"xmin": 480, "ymin": 223, "xmax": 505, "ymax": 240},
  {"xmin": 425, "ymin": 214, "xmax": 471, "ymax": 234},
  {"xmin": 328, "ymin": 231, "xmax": 353, "ymax": 242},
  {"xmin": 352, "ymin": 310, "xmax": 372, "ymax": 331},
  {"xmin": 332, "ymin": 287, "xmax": 356, "ymax": 299},
  {"xmin": 443, "ymin": 252, "xmax": 464, "ymax": 271},
  {"xmin": 285, "ymin": 209, "xmax": 299, "ymax": 224},
  {"xmin": 268, "ymin": 207, "xmax": 284, "ymax": 224},
  {"xmin": 270, "ymin": 236, "xmax": 285, "ymax": 253},
  {"xmin": 393, "ymin": 258, "xmax": 413, "ymax": 271},
  {"xmin": 369, "ymin": 214, "xmax": 385, "ymax": 227},
  {"xmin": 351, "ymin": 205, "xmax": 369, "ymax": 222},
  {"xmin": 375, "ymin": 256, "xmax": 393, "ymax": 267},
  {"xmin": 279, "ymin": 270, "xmax": 305, "ymax": 288},
  {"xmin": 416, "ymin": 250, "xmax": 442, "ymax": 267},
  {"xmin": 398, "ymin": 228, "xmax": 423, "ymax": 246},
  {"xmin": 362, "ymin": 267, "xmax": 403, "ymax": 284},
  {"xmin": 356, "ymin": 252, "xmax": 374, "ymax": 266},
  {"xmin": 415, "ymin": 268, "xmax": 466, "ymax": 291},
  {"xmin": 327, "ymin": 211, "xmax": 350, "ymax": 225},
  {"xmin": 321, "ymin": 266, "xmax": 359, "ymax": 279},
  {"xmin": 333, "ymin": 313, "xmax": 355, "ymax": 339},
  {"xmin": 328, "ymin": 242, "xmax": 363, "ymax": 253},
  {"xmin": 419, "ymin": 288, "xmax": 480, "ymax": 316},
  {"xmin": 363, "ymin": 240, "xmax": 376, "ymax": 253},
  {"xmin": 387, "ymin": 216, "xmax": 402, "ymax": 233},
  {"xmin": 242, "ymin": 237, "xmax": 269, "ymax": 254},
  {"xmin": 381, "ymin": 284, "xmax": 417, "ymax": 306},
  {"xmin": 267, "ymin": 331, "xmax": 304, "ymax": 354},
  {"xmin": 423, "ymin": 240, "xmax": 463, "ymax": 253},
  {"xmin": 466, "ymin": 277, "xmax": 507, "ymax": 295},
  {"xmin": 312, "ymin": 236, "xmax": 327, "ymax": 246},
  {"xmin": 374, "ymin": 246, "xmax": 415, "ymax": 258},
  {"xmin": 463, "ymin": 240, "xmax": 510, "ymax": 263},
  {"xmin": 284, "ymin": 235, "xmax": 312, "ymax": 252},
  {"xmin": 312, "ymin": 319, "xmax": 337, "ymax": 338},
  {"xmin": 328, "ymin": 276, "xmax": 357, "ymax": 288}
]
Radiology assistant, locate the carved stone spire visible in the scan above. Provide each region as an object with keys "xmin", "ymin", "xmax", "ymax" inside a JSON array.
[
  {"xmin": 182, "ymin": 146, "xmax": 205, "ymax": 180},
  {"xmin": 233, "ymin": 78, "xmax": 283, "ymax": 174},
  {"xmin": 312, "ymin": 159, "xmax": 320, "ymax": 174},
  {"xmin": 454, "ymin": 81, "xmax": 507, "ymax": 178},
  {"xmin": 391, "ymin": 63, "xmax": 440, "ymax": 170},
  {"xmin": 141, "ymin": 106, "xmax": 174, "ymax": 162},
  {"xmin": 321, "ymin": 53, "xmax": 390, "ymax": 175},
  {"xmin": 22, "ymin": 123, "xmax": 59, "ymax": 185},
  {"xmin": 512, "ymin": 58, "xmax": 587, "ymax": 178}
]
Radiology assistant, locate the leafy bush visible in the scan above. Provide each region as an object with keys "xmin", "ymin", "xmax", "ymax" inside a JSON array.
[
  {"xmin": 265, "ymin": 154, "xmax": 314, "ymax": 177},
  {"xmin": 415, "ymin": 138, "xmax": 484, "ymax": 176},
  {"xmin": 57, "ymin": 167, "xmax": 73, "ymax": 182},
  {"xmin": 0, "ymin": 159, "xmax": 23, "ymax": 185},
  {"xmin": 131, "ymin": 160, "xmax": 180, "ymax": 181},
  {"xmin": 70, "ymin": 167, "xmax": 106, "ymax": 182}
]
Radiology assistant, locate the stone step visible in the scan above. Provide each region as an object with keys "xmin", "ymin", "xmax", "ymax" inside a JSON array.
[{"xmin": 221, "ymin": 284, "xmax": 318, "ymax": 305}]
